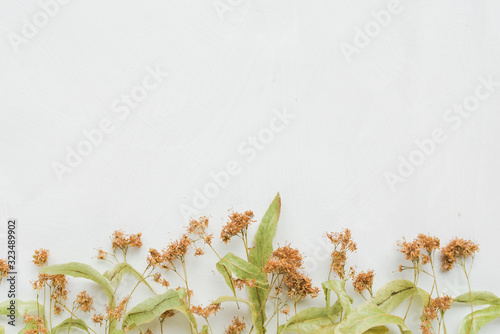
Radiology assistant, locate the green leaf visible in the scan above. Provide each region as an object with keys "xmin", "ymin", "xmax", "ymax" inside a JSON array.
[
  {"xmin": 278, "ymin": 301, "xmax": 342, "ymax": 333},
  {"xmin": 216, "ymin": 261, "xmax": 238, "ymax": 297},
  {"xmin": 334, "ymin": 303, "xmax": 411, "ymax": 334},
  {"xmin": 122, "ymin": 289, "xmax": 196, "ymax": 331},
  {"xmin": 104, "ymin": 262, "xmax": 144, "ymax": 288},
  {"xmin": 200, "ymin": 325, "xmax": 209, "ymax": 333},
  {"xmin": 455, "ymin": 292, "xmax": 500, "ymax": 306},
  {"xmin": 249, "ymin": 192, "xmax": 281, "ymax": 269},
  {"xmin": 51, "ymin": 318, "xmax": 89, "ymax": 334},
  {"xmin": 0, "ymin": 299, "xmax": 45, "ymax": 318},
  {"xmin": 0, "ymin": 325, "xmax": 4, "ymax": 334},
  {"xmin": 458, "ymin": 305, "xmax": 500, "ymax": 334},
  {"xmin": 40, "ymin": 262, "xmax": 114, "ymax": 303},
  {"xmin": 362, "ymin": 326, "xmax": 389, "ymax": 334},
  {"xmin": 323, "ymin": 280, "xmax": 352, "ymax": 318},
  {"xmin": 218, "ymin": 253, "xmax": 269, "ymax": 334},
  {"xmin": 370, "ymin": 279, "xmax": 416, "ymax": 313}
]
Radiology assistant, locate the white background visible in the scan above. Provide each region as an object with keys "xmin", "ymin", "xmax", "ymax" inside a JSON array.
[{"xmin": 1, "ymin": 1, "xmax": 500, "ymax": 333}]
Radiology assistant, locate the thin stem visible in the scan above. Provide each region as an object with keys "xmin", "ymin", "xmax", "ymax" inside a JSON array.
[
  {"xmin": 404, "ymin": 263, "xmax": 419, "ymax": 321},
  {"xmin": 181, "ymin": 259, "xmax": 195, "ymax": 334},
  {"xmin": 294, "ymin": 299, "xmax": 300, "ymax": 334},
  {"xmin": 461, "ymin": 259, "xmax": 474, "ymax": 334}
]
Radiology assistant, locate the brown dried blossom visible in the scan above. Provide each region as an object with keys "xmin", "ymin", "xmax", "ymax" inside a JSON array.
[
  {"xmin": 75, "ymin": 291, "xmax": 94, "ymax": 312},
  {"xmin": 32, "ymin": 249, "xmax": 49, "ymax": 267},
  {"xmin": 441, "ymin": 238, "xmax": 479, "ymax": 271},
  {"xmin": 283, "ymin": 270, "xmax": 320, "ymax": 299},
  {"xmin": 187, "ymin": 216, "xmax": 209, "ymax": 235},
  {"xmin": 91, "ymin": 313, "xmax": 105, "ymax": 326},
  {"xmin": 221, "ymin": 210, "xmax": 255, "ymax": 243},
  {"xmin": 225, "ymin": 317, "xmax": 246, "ymax": 334},
  {"xmin": 326, "ymin": 229, "xmax": 357, "ymax": 280},
  {"xmin": 190, "ymin": 303, "xmax": 221, "ymax": 318},
  {"xmin": 420, "ymin": 295, "xmax": 453, "ymax": 333},
  {"xmin": 164, "ymin": 234, "xmax": 192, "ymax": 263},
  {"xmin": 97, "ymin": 249, "xmax": 107, "ymax": 260},
  {"xmin": 398, "ymin": 234, "xmax": 441, "ymax": 266},
  {"xmin": 50, "ymin": 274, "xmax": 69, "ymax": 303},
  {"xmin": 111, "ymin": 230, "xmax": 143, "ymax": 250},
  {"xmin": 153, "ymin": 272, "xmax": 170, "ymax": 288},
  {"xmin": 23, "ymin": 314, "xmax": 48, "ymax": 334},
  {"xmin": 53, "ymin": 304, "xmax": 63, "ymax": 315},
  {"xmin": 234, "ymin": 278, "xmax": 257, "ymax": 290},
  {"xmin": 352, "ymin": 270, "xmax": 375, "ymax": 295},
  {"xmin": 265, "ymin": 245, "xmax": 319, "ymax": 300},
  {"xmin": 106, "ymin": 296, "xmax": 129, "ymax": 320},
  {"xmin": 0, "ymin": 258, "xmax": 9, "ymax": 278},
  {"xmin": 264, "ymin": 245, "xmax": 303, "ymax": 275},
  {"xmin": 31, "ymin": 273, "xmax": 68, "ymax": 303}
]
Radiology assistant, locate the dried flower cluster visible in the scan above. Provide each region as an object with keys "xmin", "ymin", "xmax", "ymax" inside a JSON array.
[
  {"xmin": 352, "ymin": 270, "xmax": 375, "ymax": 296},
  {"xmin": 265, "ymin": 245, "xmax": 319, "ymax": 299},
  {"xmin": 147, "ymin": 217, "xmax": 212, "ymax": 271},
  {"xmin": 221, "ymin": 211, "xmax": 255, "ymax": 243},
  {"xmin": 421, "ymin": 295, "xmax": 453, "ymax": 334},
  {"xmin": 441, "ymin": 237, "xmax": 479, "ymax": 271},
  {"xmin": 32, "ymin": 248, "xmax": 49, "ymax": 267},
  {"xmin": 326, "ymin": 229, "xmax": 357, "ymax": 280},
  {"xmin": 111, "ymin": 230, "xmax": 143, "ymax": 251},
  {"xmin": 75, "ymin": 290, "xmax": 94, "ymax": 312},
  {"xmin": 224, "ymin": 317, "xmax": 246, "ymax": 334},
  {"xmin": 31, "ymin": 273, "xmax": 69, "ymax": 308},
  {"xmin": 397, "ymin": 234, "xmax": 440, "ymax": 265},
  {"xmin": 191, "ymin": 303, "xmax": 222, "ymax": 319},
  {"xmin": 23, "ymin": 314, "xmax": 48, "ymax": 334}
]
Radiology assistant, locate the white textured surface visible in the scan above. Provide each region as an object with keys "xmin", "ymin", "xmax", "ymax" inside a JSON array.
[{"xmin": 1, "ymin": 1, "xmax": 500, "ymax": 333}]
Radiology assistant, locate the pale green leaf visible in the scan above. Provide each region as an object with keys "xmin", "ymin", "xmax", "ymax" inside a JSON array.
[
  {"xmin": 51, "ymin": 318, "xmax": 89, "ymax": 334},
  {"xmin": 104, "ymin": 262, "xmax": 143, "ymax": 288},
  {"xmin": 323, "ymin": 280, "xmax": 352, "ymax": 317},
  {"xmin": 362, "ymin": 326, "xmax": 389, "ymax": 334},
  {"xmin": 334, "ymin": 303, "xmax": 411, "ymax": 334},
  {"xmin": 458, "ymin": 305, "xmax": 500, "ymax": 334},
  {"xmin": 218, "ymin": 252, "xmax": 269, "ymax": 334},
  {"xmin": 278, "ymin": 301, "xmax": 342, "ymax": 333},
  {"xmin": 39, "ymin": 263, "xmax": 114, "ymax": 303},
  {"xmin": 122, "ymin": 289, "xmax": 196, "ymax": 331},
  {"xmin": 216, "ymin": 261, "xmax": 239, "ymax": 299},
  {"xmin": 249, "ymin": 192, "xmax": 281, "ymax": 269},
  {"xmin": 0, "ymin": 325, "xmax": 4, "ymax": 334},
  {"xmin": 455, "ymin": 292, "xmax": 500, "ymax": 306},
  {"xmin": 370, "ymin": 279, "xmax": 416, "ymax": 313}
]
